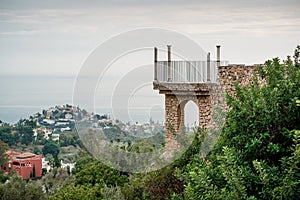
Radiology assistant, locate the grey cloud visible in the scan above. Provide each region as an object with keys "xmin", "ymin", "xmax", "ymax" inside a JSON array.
[
  {"xmin": 0, "ymin": 0, "xmax": 299, "ymax": 10},
  {"xmin": 0, "ymin": 0, "xmax": 299, "ymax": 76}
]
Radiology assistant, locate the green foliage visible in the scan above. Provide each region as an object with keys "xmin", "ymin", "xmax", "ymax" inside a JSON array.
[
  {"xmin": 17, "ymin": 125, "xmax": 34, "ymax": 145},
  {"xmin": 74, "ymin": 156, "xmax": 95, "ymax": 172},
  {"xmin": 50, "ymin": 156, "xmax": 129, "ymax": 199},
  {"xmin": 23, "ymin": 119, "xmax": 38, "ymax": 129},
  {"xmin": 49, "ymin": 183, "xmax": 103, "ymax": 200},
  {"xmin": 0, "ymin": 140, "xmax": 8, "ymax": 166},
  {"xmin": 0, "ymin": 175, "xmax": 46, "ymax": 200},
  {"xmin": 271, "ymin": 130, "xmax": 300, "ymax": 199},
  {"xmin": 0, "ymin": 171, "xmax": 9, "ymax": 184},
  {"xmin": 223, "ymin": 57, "xmax": 300, "ymax": 165},
  {"xmin": 40, "ymin": 167, "xmax": 72, "ymax": 195},
  {"xmin": 33, "ymin": 146, "xmax": 42, "ymax": 155},
  {"xmin": 0, "ymin": 125, "xmax": 15, "ymax": 146},
  {"xmin": 126, "ymin": 132, "xmax": 165, "ymax": 153},
  {"xmin": 0, "ymin": 141, "xmax": 9, "ymax": 183},
  {"xmin": 43, "ymin": 141, "xmax": 60, "ymax": 158},
  {"xmin": 75, "ymin": 157, "xmax": 128, "ymax": 187},
  {"xmin": 123, "ymin": 165, "xmax": 184, "ymax": 200},
  {"xmin": 51, "ymin": 127, "xmax": 204, "ymax": 199},
  {"xmin": 101, "ymin": 184, "xmax": 125, "ymax": 200},
  {"xmin": 123, "ymin": 131, "xmax": 204, "ymax": 200},
  {"xmin": 0, "ymin": 122, "xmax": 36, "ymax": 146},
  {"xmin": 43, "ymin": 141, "xmax": 61, "ymax": 167},
  {"xmin": 59, "ymin": 132, "xmax": 79, "ymax": 147},
  {"xmin": 103, "ymin": 125, "xmax": 135, "ymax": 142},
  {"xmin": 24, "ymin": 47, "xmax": 300, "ymax": 199},
  {"xmin": 175, "ymin": 47, "xmax": 300, "ymax": 199}
]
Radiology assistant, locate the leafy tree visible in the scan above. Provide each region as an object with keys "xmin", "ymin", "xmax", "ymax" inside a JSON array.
[
  {"xmin": 222, "ymin": 57, "xmax": 300, "ymax": 165},
  {"xmin": 54, "ymin": 129, "xmax": 203, "ymax": 200},
  {"xmin": 50, "ymin": 156, "xmax": 128, "ymax": 199},
  {"xmin": 75, "ymin": 159, "xmax": 128, "ymax": 187},
  {"xmin": 59, "ymin": 132, "xmax": 78, "ymax": 147},
  {"xmin": 0, "ymin": 175, "xmax": 46, "ymax": 200},
  {"xmin": 17, "ymin": 125, "xmax": 34, "ymax": 145},
  {"xmin": 0, "ymin": 171, "xmax": 8, "ymax": 184},
  {"xmin": 0, "ymin": 140, "xmax": 9, "ymax": 183},
  {"xmin": 74, "ymin": 156, "xmax": 95, "ymax": 172},
  {"xmin": 49, "ymin": 183, "xmax": 103, "ymax": 200},
  {"xmin": 101, "ymin": 184, "xmax": 125, "ymax": 200},
  {"xmin": 123, "ymin": 130, "xmax": 204, "ymax": 200},
  {"xmin": 175, "ymin": 47, "xmax": 300, "ymax": 199},
  {"xmin": 0, "ymin": 125, "xmax": 16, "ymax": 146},
  {"xmin": 23, "ymin": 119, "xmax": 37, "ymax": 129},
  {"xmin": 0, "ymin": 140, "xmax": 8, "ymax": 166},
  {"xmin": 43, "ymin": 141, "xmax": 60, "ymax": 167},
  {"xmin": 43, "ymin": 49, "xmax": 300, "ymax": 199},
  {"xmin": 40, "ymin": 167, "xmax": 72, "ymax": 195},
  {"xmin": 43, "ymin": 141, "xmax": 60, "ymax": 158},
  {"xmin": 33, "ymin": 146, "xmax": 42, "ymax": 155}
]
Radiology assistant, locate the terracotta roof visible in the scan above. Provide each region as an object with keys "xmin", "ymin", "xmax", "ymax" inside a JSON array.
[
  {"xmin": 5, "ymin": 150, "xmax": 37, "ymax": 159},
  {"xmin": 15, "ymin": 152, "xmax": 35, "ymax": 159}
]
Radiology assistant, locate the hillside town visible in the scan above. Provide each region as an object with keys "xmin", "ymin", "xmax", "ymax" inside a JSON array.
[
  {"xmin": 0, "ymin": 104, "xmax": 164, "ymax": 180},
  {"xmin": 27, "ymin": 104, "xmax": 164, "ymax": 143}
]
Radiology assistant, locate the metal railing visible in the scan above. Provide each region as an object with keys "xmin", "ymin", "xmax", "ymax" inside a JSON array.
[{"xmin": 155, "ymin": 60, "xmax": 228, "ymax": 83}]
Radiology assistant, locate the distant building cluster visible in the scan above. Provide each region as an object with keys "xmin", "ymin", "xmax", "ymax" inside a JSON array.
[
  {"xmin": 25, "ymin": 104, "xmax": 165, "ymax": 141},
  {"xmin": 34, "ymin": 105, "xmax": 81, "ymax": 132},
  {"xmin": 29, "ymin": 104, "xmax": 90, "ymax": 142},
  {"xmin": 91, "ymin": 116, "xmax": 164, "ymax": 137},
  {"xmin": 0, "ymin": 104, "xmax": 165, "ymax": 180},
  {"xmin": 118, "ymin": 120, "xmax": 164, "ymax": 137}
]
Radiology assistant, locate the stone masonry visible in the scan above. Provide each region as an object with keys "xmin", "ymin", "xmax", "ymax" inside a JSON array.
[{"xmin": 154, "ymin": 64, "xmax": 262, "ymax": 150}]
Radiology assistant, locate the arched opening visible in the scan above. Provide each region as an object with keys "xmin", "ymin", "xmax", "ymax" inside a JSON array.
[{"xmin": 183, "ymin": 101, "xmax": 199, "ymax": 133}]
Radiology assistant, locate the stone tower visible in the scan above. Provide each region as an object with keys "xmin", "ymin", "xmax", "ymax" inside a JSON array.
[
  {"xmin": 153, "ymin": 45, "xmax": 261, "ymax": 150},
  {"xmin": 153, "ymin": 45, "xmax": 223, "ymax": 150}
]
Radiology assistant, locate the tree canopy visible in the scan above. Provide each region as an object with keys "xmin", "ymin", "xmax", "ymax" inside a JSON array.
[
  {"xmin": 48, "ymin": 46, "xmax": 300, "ymax": 200},
  {"xmin": 1, "ymin": 46, "xmax": 299, "ymax": 200},
  {"xmin": 175, "ymin": 50, "xmax": 300, "ymax": 199}
]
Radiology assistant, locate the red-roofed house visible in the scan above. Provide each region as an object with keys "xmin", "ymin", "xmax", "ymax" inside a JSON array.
[{"xmin": 1, "ymin": 150, "xmax": 42, "ymax": 179}]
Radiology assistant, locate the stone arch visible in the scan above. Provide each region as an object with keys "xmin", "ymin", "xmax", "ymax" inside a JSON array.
[
  {"xmin": 164, "ymin": 93, "xmax": 211, "ymax": 150},
  {"xmin": 177, "ymin": 99, "xmax": 199, "ymax": 134}
]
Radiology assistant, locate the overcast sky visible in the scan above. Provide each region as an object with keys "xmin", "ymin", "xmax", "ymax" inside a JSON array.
[{"xmin": 0, "ymin": 0, "xmax": 299, "ymax": 76}]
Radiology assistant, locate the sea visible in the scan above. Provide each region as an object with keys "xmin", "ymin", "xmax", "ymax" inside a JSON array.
[{"xmin": 0, "ymin": 75, "xmax": 198, "ymax": 126}]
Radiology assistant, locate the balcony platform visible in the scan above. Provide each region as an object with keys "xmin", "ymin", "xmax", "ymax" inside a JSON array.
[{"xmin": 153, "ymin": 81, "xmax": 218, "ymax": 96}]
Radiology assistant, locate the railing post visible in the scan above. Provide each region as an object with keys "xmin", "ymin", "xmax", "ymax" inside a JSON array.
[
  {"xmin": 216, "ymin": 45, "xmax": 221, "ymax": 67},
  {"xmin": 154, "ymin": 47, "xmax": 158, "ymax": 81},
  {"xmin": 207, "ymin": 52, "xmax": 211, "ymax": 82},
  {"xmin": 167, "ymin": 45, "xmax": 172, "ymax": 82}
]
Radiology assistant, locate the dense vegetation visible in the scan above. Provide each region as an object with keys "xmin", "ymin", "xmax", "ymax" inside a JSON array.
[
  {"xmin": 172, "ymin": 48, "xmax": 300, "ymax": 199},
  {"xmin": 0, "ymin": 119, "xmax": 35, "ymax": 147},
  {"xmin": 0, "ymin": 117, "xmax": 82, "ymax": 167},
  {"xmin": 0, "ymin": 46, "xmax": 299, "ymax": 199}
]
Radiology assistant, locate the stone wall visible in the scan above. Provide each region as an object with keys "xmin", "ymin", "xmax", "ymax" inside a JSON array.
[
  {"xmin": 218, "ymin": 64, "xmax": 261, "ymax": 97},
  {"xmin": 154, "ymin": 64, "xmax": 263, "ymax": 151}
]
